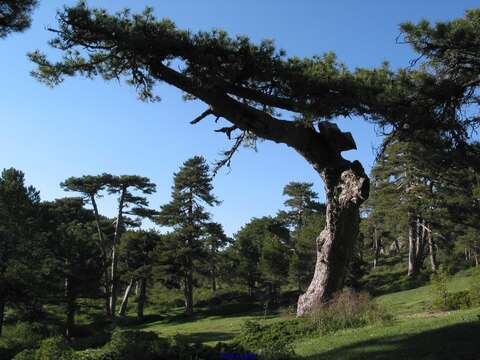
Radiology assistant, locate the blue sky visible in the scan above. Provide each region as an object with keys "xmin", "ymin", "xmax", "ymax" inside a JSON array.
[{"xmin": 0, "ymin": 0, "xmax": 478, "ymax": 236}]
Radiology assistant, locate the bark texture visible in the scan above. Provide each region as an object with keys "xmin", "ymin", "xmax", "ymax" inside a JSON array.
[
  {"xmin": 90, "ymin": 195, "xmax": 111, "ymax": 318},
  {"xmin": 373, "ymin": 227, "xmax": 382, "ymax": 269},
  {"xmin": 137, "ymin": 278, "xmax": 146, "ymax": 320},
  {"xmin": 408, "ymin": 216, "xmax": 428, "ymax": 276},
  {"xmin": 184, "ymin": 272, "xmax": 194, "ymax": 316},
  {"xmin": 64, "ymin": 275, "xmax": 75, "ymax": 338},
  {"xmin": 109, "ymin": 187, "xmax": 126, "ymax": 318},
  {"xmin": 428, "ymin": 230, "xmax": 438, "ymax": 272},
  {"xmin": 297, "ymin": 161, "xmax": 369, "ymax": 316},
  {"xmin": 118, "ymin": 278, "xmax": 135, "ymax": 317}
]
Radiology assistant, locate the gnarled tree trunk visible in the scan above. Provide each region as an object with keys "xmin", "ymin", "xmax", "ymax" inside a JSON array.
[{"xmin": 297, "ymin": 161, "xmax": 369, "ymax": 316}]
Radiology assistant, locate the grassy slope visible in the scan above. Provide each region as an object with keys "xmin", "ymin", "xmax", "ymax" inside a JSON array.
[
  {"xmin": 295, "ymin": 308, "xmax": 480, "ymax": 360},
  {"xmin": 128, "ymin": 304, "xmax": 285, "ymax": 345},
  {"xmin": 131, "ymin": 268, "xmax": 480, "ymax": 358},
  {"xmin": 296, "ymin": 268, "xmax": 480, "ymax": 359}
]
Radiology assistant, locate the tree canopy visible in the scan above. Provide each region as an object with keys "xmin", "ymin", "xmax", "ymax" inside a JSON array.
[{"xmin": 0, "ymin": 0, "xmax": 37, "ymax": 38}]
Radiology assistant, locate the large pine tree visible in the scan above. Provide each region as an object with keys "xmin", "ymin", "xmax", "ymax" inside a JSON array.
[{"xmin": 156, "ymin": 156, "xmax": 219, "ymax": 315}]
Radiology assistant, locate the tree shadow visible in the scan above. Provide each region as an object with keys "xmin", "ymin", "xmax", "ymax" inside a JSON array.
[
  {"xmin": 176, "ymin": 331, "xmax": 236, "ymax": 343},
  {"xmin": 363, "ymin": 257, "xmax": 430, "ymax": 296},
  {"xmin": 156, "ymin": 303, "xmax": 270, "ymax": 325},
  {"xmin": 302, "ymin": 320, "xmax": 480, "ymax": 360}
]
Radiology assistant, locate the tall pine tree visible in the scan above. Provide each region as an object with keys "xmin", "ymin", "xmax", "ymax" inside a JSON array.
[{"xmin": 156, "ymin": 156, "xmax": 219, "ymax": 315}]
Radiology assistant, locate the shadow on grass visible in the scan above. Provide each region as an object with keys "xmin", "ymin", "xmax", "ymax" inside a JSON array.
[
  {"xmin": 152, "ymin": 303, "xmax": 269, "ymax": 326},
  {"xmin": 363, "ymin": 256, "xmax": 430, "ymax": 296},
  {"xmin": 124, "ymin": 302, "xmax": 276, "ymax": 331},
  {"xmin": 177, "ymin": 331, "xmax": 236, "ymax": 343},
  {"xmin": 303, "ymin": 320, "xmax": 480, "ymax": 360}
]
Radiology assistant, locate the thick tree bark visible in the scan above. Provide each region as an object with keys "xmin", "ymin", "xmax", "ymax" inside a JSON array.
[
  {"xmin": 297, "ymin": 161, "xmax": 369, "ymax": 316},
  {"xmin": 0, "ymin": 296, "xmax": 5, "ymax": 337},
  {"xmin": 137, "ymin": 278, "xmax": 146, "ymax": 320},
  {"xmin": 109, "ymin": 187, "xmax": 126, "ymax": 318},
  {"xmin": 118, "ymin": 278, "xmax": 135, "ymax": 317}
]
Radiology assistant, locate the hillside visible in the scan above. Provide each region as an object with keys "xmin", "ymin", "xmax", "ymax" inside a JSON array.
[{"xmin": 127, "ymin": 268, "xmax": 480, "ymax": 359}]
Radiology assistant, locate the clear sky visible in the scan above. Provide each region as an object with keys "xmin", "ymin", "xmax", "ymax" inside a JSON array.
[{"xmin": 0, "ymin": 0, "xmax": 478, "ymax": 236}]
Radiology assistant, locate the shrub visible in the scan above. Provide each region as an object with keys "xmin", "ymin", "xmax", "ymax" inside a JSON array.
[
  {"xmin": 35, "ymin": 337, "xmax": 74, "ymax": 360},
  {"xmin": 8, "ymin": 321, "xmax": 59, "ymax": 349},
  {"xmin": 233, "ymin": 319, "xmax": 312, "ymax": 359},
  {"xmin": 13, "ymin": 337, "xmax": 73, "ymax": 360},
  {"xmin": 309, "ymin": 289, "xmax": 392, "ymax": 334},
  {"xmin": 432, "ymin": 290, "xmax": 472, "ymax": 311},
  {"xmin": 430, "ymin": 266, "xmax": 449, "ymax": 310},
  {"xmin": 12, "ymin": 349, "xmax": 37, "ymax": 360},
  {"xmin": 469, "ymin": 268, "xmax": 480, "ymax": 306},
  {"xmin": 95, "ymin": 330, "xmax": 169, "ymax": 360},
  {"xmin": 74, "ymin": 331, "xmax": 256, "ymax": 360}
]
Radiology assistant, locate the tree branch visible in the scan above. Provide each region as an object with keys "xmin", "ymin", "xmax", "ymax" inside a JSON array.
[{"xmin": 190, "ymin": 108, "xmax": 214, "ymax": 125}]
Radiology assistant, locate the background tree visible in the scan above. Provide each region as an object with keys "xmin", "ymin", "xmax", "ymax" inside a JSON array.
[
  {"xmin": 202, "ymin": 222, "xmax": 230, "ymax": 292},
  {"xmin": 290, "ymin": 212, "xmax": 326, "ymax": 291},
  {"xmin": 105, "ymin": 175, "xmax": 156, "ymax": 318},
  {"xmin": 41, "ymin": 198, "xmax": 103, "ymax": 337},
  {"xmin": 61, "ymin": 174, "xmax": 114, "ymax": 316},
  {"xmin": 278, "ymin": 182, "xmax": 324, "ymax": 290},
  {"xmin": 156, "ymin": 156, "xmax": 219, "ymax": 315},
  {"xmin": 0, "ymin": 168, "xmax": 42, "ymax": 336},
  {"xmin": 231, "ymin": 216, "xmax": 289, "ymax": 300},
  {"xmin": 117, "ymin": 230, "xmax": 158, "ymax": 320},
  {"xmin": 258, "ymin": 221, "xmax": 290, "ymax": 307}
]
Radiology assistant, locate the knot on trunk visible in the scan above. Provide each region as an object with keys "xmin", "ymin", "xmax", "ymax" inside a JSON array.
[{"xmin": 338, "ymin": 161, "xmax": 369, "ymax": 206}]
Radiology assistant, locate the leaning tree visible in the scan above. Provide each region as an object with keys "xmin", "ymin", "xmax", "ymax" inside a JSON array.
[{"xmin": 29, "ymin": 4, "xmax": 474, "ymax": 315}]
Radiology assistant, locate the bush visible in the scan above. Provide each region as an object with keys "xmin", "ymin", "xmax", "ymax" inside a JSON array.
[
  {"xmin": 432, "ymin": 290, "xmax": 472, "ymax": 311},
  {"xmin": 233, "ymin": 319, "xmax": 312, "ymax": 359},
  {"xmin": 309, "ymin": 289, "xmax": 392, "ymax": 334},
  {"xmin": 12, "ymin": 349, "xmax": 37, "ymax": 360},
  {"xmin": 430, "ymin": 266, "xmax": 449, "ymax": 310},
  {"xmin": 79, "ymin": 330, "xmax": 169, "ymax": 360},
  {"xmin": 74, "ymin": 330, "xmax": 256, "ymax": 360},
  {"xmin": 8, "ymin": 321, "xmax": 60, "ymax": 349},
  {"xmin": 469, "ymin": 268, "xmax": 480, "ymax": 306},
  {"xmin": 13, "ymin": 337, "xmax": 73, "ymax": 360}
]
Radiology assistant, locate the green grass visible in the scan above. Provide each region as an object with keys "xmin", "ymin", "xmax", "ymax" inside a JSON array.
[
  {"xmin": 123, "ymin": 267, "xmax": 480, "ymax": 358},
  {"xmin": 126, "ymin": 303, "xmax": 287, "ymax": 345},
  {"xmin": 295, "ymin": 307, "xmax": 480, "ymax": 360},
  {"xmin": 376, "ymin": 268, "xmax": 477, "ymax": 315}
]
